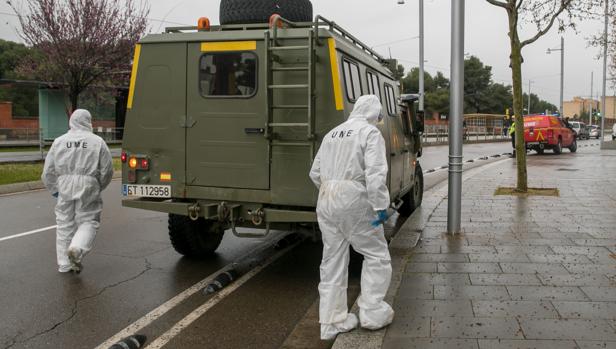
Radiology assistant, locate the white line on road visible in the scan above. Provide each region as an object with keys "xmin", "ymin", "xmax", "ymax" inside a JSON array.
[
  {"xmin": 95, "ymin": 235, "xmax": 288, "ymax": 349},
  {"xmin": 0, "ymin": 225, "xmax": 57, "ymax": 243},
  {"xmin": 144, "ymin": 243, "xmax": 297, "ymax": 349}
]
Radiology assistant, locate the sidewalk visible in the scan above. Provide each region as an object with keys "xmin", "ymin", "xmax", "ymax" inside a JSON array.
[{"xmin": 334, "ymin": 147, "xmax": 616, "ymax": 349}]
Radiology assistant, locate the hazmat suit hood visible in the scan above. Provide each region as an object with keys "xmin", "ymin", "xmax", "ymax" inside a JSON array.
[
  {"xmin": 347, "ymin": 95, "xmax": 383, "ymax": 125},
  {"xmin": 69, "ymin": 109, "xmax": 93, "ymax": 132}
]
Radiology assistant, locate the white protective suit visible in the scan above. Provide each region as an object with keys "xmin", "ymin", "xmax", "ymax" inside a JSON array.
[
  {"xmin": 309, "ymin": 95, "xmax": 394, "ymax": 339},
  {"xmin": 42, "ymin": 109, "xmax": 114, "ymax": 272}
]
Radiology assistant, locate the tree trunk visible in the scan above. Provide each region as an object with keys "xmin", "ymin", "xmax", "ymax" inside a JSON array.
[
  {"xmin": 508, "ymin": 13, "xmax": 528, "ymax": 192},
  {"xmin": 69, "ymin": 91, "xmax": 79, "ymax": 114}
]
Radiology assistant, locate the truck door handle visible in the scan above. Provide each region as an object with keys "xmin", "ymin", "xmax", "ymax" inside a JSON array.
[
  {"xmin": 390, "ymin": 153, "xmax": 397, "ymax": 157},
  {"xmin": 401, "ymin": 149, "xmax": 410, "ymax": 154},
  {"xmin": 245, "ymin": 128, "xmax": 265, "ymax": 135}
]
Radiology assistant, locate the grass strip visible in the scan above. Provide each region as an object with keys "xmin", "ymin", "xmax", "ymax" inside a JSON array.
[{"xmin": 0, "ymin": 159, "xmax": 121, "ymax": 186}]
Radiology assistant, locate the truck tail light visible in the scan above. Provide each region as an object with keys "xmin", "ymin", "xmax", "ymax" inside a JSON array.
[
  {"xmin": 121, "ymin": 152, "xmax": 127, "ymax": 163},
  {"xmin": 547, "ymin": 130, "xmax": 554, "ymax": 139},
  {"xmin": 129, "ymin": 157, "xmax": 138, "ymax": 169},
  {"xmin": 140, "ymin": 159, "xmax": 149, "ymax": 170}
]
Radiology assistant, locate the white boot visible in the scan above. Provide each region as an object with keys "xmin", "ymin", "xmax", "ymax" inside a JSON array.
[
  {"xmin": 67, "ymin": 247, "xmax": 83, "ymax": 274},
  {"xmin": 320, "ymin": 313, "xmax": 359, "ymax": 340}
]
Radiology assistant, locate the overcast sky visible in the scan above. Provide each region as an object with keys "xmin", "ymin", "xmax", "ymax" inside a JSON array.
[{"xmin": 0, "ymin": 0, "xmax": 612, "ymax": 106}]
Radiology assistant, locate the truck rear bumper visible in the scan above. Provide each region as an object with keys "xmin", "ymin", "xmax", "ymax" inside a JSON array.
[{"xmin": 122, "ymin": 198, "xmax": 318, "ymax": 223}]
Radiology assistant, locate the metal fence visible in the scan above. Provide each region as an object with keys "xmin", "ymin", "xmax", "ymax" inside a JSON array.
[{"xmin": 0, "ymin": 127, "xmax": 124, "ymax": 145}]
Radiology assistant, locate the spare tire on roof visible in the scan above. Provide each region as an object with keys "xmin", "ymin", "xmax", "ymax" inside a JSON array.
[{"xmin": 219, "ymin": 0, "xmax": 313, "ymax": 25}]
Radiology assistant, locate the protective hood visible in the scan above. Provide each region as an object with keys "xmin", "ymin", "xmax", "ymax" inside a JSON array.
[
  {"xmin": 348, "ymin": 95, "xmax": 383, "ymax": 125},
  {"xmin": 69, "ymin": 109, "xmax": 93, "ymax": 132}
]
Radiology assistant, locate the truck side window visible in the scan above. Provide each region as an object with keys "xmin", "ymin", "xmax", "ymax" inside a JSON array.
[
  {"xmin": 199, "ymin": 52, "xmax": 257, "ymax": 98},
  {"xmin": 383, "ymin": 83, "xmax": 397, "ymax": 116},
  {"xmin": 342, "ymin": 59, "xmax": 362, "ymax": 101},
  {"xmin": 366, "ymin": 71, "xmax": 381, "ymax": 100}
]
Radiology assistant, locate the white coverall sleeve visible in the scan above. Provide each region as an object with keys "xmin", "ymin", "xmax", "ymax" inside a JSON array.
[
  {"xmin": 41, "ymin": 141, "xmax": 58, "ymax": 194},
  {"xmin": 364, "ymin": 128, "xmax": 390, "ymax": 211},
  {"xmin": 309, "ymin": 146, "xmax": 323, "ymax": 189},
  {"xmin": 98, "ymin": 141, "xmax": 114, "ymax": 191}
]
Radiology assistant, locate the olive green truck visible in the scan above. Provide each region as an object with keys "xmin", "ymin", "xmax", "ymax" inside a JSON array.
[{"xmin": 121, "ymin": 14, "xmax": 425, "ymax": 257}]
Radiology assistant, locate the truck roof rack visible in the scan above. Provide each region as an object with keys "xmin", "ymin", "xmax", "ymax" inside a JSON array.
[{"xmin": 164, "ymin": 15, "xmax": 388, "ymax": 65}]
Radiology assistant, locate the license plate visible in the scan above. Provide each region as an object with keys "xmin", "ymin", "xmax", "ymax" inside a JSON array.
[{"xmin": 123, "ymin": 184, "xmax": 171, "ymax": 198}]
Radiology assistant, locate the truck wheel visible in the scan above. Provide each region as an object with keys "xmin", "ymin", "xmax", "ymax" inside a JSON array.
[
  {"xmin": 219, "ymin": 0, "xmax": 313, "ymax": 25},
  {"xmin": 398, "ymin": 164, "xmax": 424, "ymax": 217},
  {"xmin": 536, "ymin": 148, "xmax": 544, "ymax": 155},
  {"xmin": 553, "ymin": 138, "xmax": 562, "ymax": 154},
  {"xmin": 569, "ymin": 138, "xmax": 577, "ymax": 153},
  {"xmin": 168, "ymin": 214, "xmax": 224, "ymax": 258}
]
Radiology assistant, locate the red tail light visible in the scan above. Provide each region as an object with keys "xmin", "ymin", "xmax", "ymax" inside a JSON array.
[
  {"xmin": 121, "ymin": 152, "xmax": 127, "ymax": 163},
  {"xmin": 547, "ymin": 130, "xmax": 554, "ymax": 139},
  {"xmin": 140, "ymin": 159, "xmax": 149, "ymax": 170}
]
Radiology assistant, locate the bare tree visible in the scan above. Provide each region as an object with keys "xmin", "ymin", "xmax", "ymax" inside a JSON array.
[
  {"xmin": 8, "ymin": 0, "xmax": 149, "ymax": 112},
  {"xmin": 485, "ymin": 0, "xmax": 604, "ymax": 192}
]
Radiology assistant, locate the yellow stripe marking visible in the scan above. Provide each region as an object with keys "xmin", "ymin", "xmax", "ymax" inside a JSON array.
[
  {"xmin": 328, "ymin": 38, "xmax": 344, "ymax": 111},
  {"xmin": 127, "ymin": 44, "xmax": 141, "ymax": 110},
  {"xmin": 201, "ymin": 41, "xmax": 256, "ymax": 52},
  {"xmin": 537, "ymin": 130, "xmax": 545, "ymax": 142}
]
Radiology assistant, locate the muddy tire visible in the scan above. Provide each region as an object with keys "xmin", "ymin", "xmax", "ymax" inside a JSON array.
[
  {"xmin": 398, "ymin": 164, "xmax": 424, "ymax": 217},
  {"xmin": 168, "ymin": 214, "xmax": 224, "ymax": 258},
  {"xmin": 219, "ymin": 0, "xmax": 313, "ymax": 25},
  {"xmin": 536, "ymin": 148, "xmax": 545, "ymax": 155},
  {"xmin": 553, "ymin": 138, "xmax": 563, "ymax": 155},
  {"xmin": 569, "ymin": 138, "xmax": 577, "ymax": 153}
]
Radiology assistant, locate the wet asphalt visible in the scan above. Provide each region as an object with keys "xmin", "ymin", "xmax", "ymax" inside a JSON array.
[{"xmin": 0, "ymin": 139, "xmax": 602, "ymax": 349}]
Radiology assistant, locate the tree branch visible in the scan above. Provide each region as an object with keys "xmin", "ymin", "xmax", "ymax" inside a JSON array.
[
  {"xmin": 520, "ymin": 0, "xmax": 572, "ymax": 48},
  {"xmin": 486, "ymin": 0, "xmax": 509, "ymax": 8}
]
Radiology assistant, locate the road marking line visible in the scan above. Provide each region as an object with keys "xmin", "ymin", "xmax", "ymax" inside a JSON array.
[
  {"xmin": 144, "ymin": 244, "xmax": 296, "ymax": 349},
  {"xmin": 0, "ymin": 225, "xmax": 57, "ymax": 243},
  {"xmin": 95, "ymin": 237, "xmax": 287, "ymax": 349}
]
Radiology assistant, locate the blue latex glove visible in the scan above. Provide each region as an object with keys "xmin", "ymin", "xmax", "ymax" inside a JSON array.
[
  {"xmin": 371, "ymin": 210, "xmax": 390, "ymax": 227},
  {"xmin": 52, "ymin": 192, "xmax": 59, "ymax": 198}
]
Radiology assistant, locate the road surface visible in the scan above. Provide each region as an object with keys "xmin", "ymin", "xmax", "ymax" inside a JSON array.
[{"xmin": 0, "ymin": 139, "xmax": 603, "ymax": 349}]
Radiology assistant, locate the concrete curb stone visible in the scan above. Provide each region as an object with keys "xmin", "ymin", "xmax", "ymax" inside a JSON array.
[{"xmin": 332, "ymin": 159, "xmax": 509, "ymax": 349}]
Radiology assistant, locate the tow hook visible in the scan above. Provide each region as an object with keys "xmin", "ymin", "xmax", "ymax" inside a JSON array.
[
  {"xmin": 188, "ymin": 203, "xmax": 201, "ymax": 221},
  {"xmin": 249, "ymin": 209, "xmax": 265, "ymax": 226}
]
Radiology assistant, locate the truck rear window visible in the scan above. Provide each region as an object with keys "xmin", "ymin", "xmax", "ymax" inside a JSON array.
[
  {"xmin": 524, "ymin": 116, "xmax": 550, "ymax": 128},
  {"xmin": 199, "ymin": 52, "xmax": 257, "ymax": 97}
]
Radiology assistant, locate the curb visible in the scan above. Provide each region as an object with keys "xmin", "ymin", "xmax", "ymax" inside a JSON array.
[
  {"xmin": 0, "ymin": 171, "xmax": 122, "ymax": 196},
  {"xmin": 332, "ymin": 159, "xmax": 509, "ymax": 349},
  {"xmin": 331, "ymin": 182, "xmax": 446, "ymax": 349}
]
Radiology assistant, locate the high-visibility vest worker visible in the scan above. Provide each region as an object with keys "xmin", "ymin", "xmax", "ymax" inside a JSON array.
[{"xmin": 509, "ymin": 121, "xmax": 516, "ymax": 136}]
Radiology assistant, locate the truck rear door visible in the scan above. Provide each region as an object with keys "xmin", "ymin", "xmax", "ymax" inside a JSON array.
[{"xmin": 186, "ymin": 41, "xmax": 270, "ymax": 190}]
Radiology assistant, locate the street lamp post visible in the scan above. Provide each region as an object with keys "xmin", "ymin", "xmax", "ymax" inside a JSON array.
[
  {"xmin": 547, "ymin": 37, "xmax": 565, "ymax": 116},
  {"xmin": 448, "ymin": 0, "xmax": 464, "ymax": 235},
  {"xmin": 397, "ymin": 0, "xmax": 425, "ymax": 112},
  {"xmin": 600, "ymin": 0, "xmax": 609, "ymax": 148},
  {"xmin": 528, "ymin": 80, "xmax": 533, "ymax": 115}
]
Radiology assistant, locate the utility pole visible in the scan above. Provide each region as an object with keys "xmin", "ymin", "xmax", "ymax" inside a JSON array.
[
  {"xmin": 560, "ymin": 37, "xmax": 565, "ymax": 116},
  {"xmin": 547, "ymin": 38, "xmax": 565, "ymax": 116},
  {"xmin": 527, "ymin": 80, "xmax": 532, "ymax": 114},
  {"xmin": 590, "ymin": 72, "xmax": 594, "ymax": 125},
  {"xmin": 448, "ymin": 0, "xmax": 464, "ymax": 235},
  {"xmin": 419, "ymin": 0, "xmax": 425, "ymax": 112},
  {"xmin": 600, "ymin": 0, "xmax": 609, "ymax": 148}
]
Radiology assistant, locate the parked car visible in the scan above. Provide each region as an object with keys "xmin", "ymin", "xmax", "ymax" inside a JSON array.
[
  {"xmin": 524, "ymin": 115, "xmax": 577, "ymax": 154},
  {"xmin": 589, "ymin": 125, "xmax": 601, "ymax": 139},
  {"xmin": 613, "ymin": 123, "xmax": 616, "ymax": 140},
  {"xmin": 569, "ymin": 121, "xmax": 590, "ymax": 140}
]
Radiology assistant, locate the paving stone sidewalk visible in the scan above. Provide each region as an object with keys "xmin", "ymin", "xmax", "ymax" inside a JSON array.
[{"xmin": 335, "ymin": 147, "xmax": 616, "ymax": 349}]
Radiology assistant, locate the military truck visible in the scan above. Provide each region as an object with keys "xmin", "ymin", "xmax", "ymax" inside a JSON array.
[{"xmin": 121, "ymin": 2, "xmax": 425, "ymax": 258}]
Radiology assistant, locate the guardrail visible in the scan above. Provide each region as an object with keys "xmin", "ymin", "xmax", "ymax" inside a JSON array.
[
  {"xmin": 0, "ymin": 127, "xmax": 123, "ymax": 146},
  {"xmin": 422, "ymin": 125, "xmax": 510, "ymax": 144}
]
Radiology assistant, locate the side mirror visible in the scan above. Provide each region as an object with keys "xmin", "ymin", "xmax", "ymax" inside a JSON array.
[{"xmin": 416, "ymin": 110, "xmax": 425, "ymax": 134}]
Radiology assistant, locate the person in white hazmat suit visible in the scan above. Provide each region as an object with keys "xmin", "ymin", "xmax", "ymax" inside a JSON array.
[
  {"xmin": 309, "ymin": 95, "xmax": 394, "ymax": 340},
  {"xmin": 42, "ymin": 109, "xmax": 114, "ymax": 273}
]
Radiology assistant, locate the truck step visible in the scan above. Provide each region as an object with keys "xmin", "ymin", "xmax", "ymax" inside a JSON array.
[
  {"xmin": 272, "ymin": 105, "xmax": 309, "ymax": 109},
  {"xmin": 269, "ymin": 84, "xmax": 309, "ymax": 89},
  {"xmin": 269, "ymin": 45, "xmax": 310, "ymax": 51}
]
